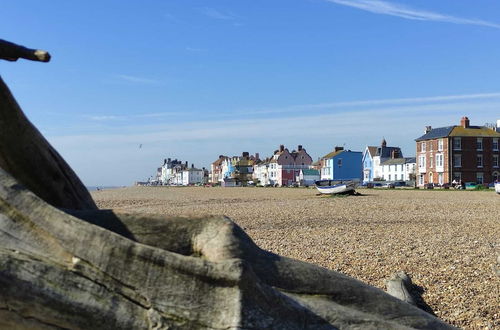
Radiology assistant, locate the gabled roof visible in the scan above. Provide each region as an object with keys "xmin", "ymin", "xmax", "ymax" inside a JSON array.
[{"xmin": 366, "ymin": 146, "xmax": 377, "ymax": 157}]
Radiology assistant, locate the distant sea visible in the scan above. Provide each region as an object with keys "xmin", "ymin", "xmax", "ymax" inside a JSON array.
[{"xmin": 86, "ymin": 186, "xmax": 124, "ymax": 191}]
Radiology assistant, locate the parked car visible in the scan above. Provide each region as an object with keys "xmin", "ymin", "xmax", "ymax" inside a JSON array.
[{"xmin": 465, "ymin": 182, "xmax": 477, "ymax": 189}]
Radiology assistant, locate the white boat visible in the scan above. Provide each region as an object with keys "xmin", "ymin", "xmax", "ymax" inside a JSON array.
[
  {"xmin": 495, "ymin": 182, "xmax": 500, "ymax": 194},
  {"xmin": 315, "ymin": 180, "xmax": 357, "ymax": 195}
]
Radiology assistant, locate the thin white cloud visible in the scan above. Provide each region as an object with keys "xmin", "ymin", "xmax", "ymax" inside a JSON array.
[
  {"xmin": 240, "ymin": 92, "xmax": 500, "ymax": 115},
  {"xmin": 84, "ymin": 112, "xmax": 182, "ymax": 122},
  {"xmin": 200, "ymin": 7, "xmax": 237, "ymax": 20},
  {"xmin": 326, "ymin": 0, "xmax": 500, "ymax": 29},
  {"xmin": 115, "ymin": 74, "xmax": 160, "ymax": 84}
]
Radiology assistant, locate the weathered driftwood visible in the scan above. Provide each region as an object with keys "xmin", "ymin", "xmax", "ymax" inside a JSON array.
[
  {"xmin": 385, "ymin": 271, "xmax": 417, "ymax": 306},
  {"xmin": 0, "ymin": 40, "xmax": 456, "ymax": 329},
  {"xmin": 0, "ymin": 39, "xmax": 50, "ymax": 62},
  {"xmin": 0, "ymin": 76, "xmax": 96, "ymax": 210}
]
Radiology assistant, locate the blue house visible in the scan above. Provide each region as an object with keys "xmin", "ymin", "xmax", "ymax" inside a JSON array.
[
  {"xmin": 320, "ymin": 147, "xmax": 362, "ymax": 181},
  {"xmin": 362, "ymin": 146, "xmax": 377, "ymax": 183},
  {"xmin": 362, "ymin": 139, "xmax": 404, "ymax": 183}
]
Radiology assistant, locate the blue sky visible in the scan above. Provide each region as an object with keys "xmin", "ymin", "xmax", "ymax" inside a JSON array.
[{"xmin": 1, "ymin": 0, "xmax": 500, "ymax": 186}]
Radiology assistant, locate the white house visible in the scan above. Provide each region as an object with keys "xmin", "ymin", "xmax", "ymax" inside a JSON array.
[
  {"xmin": 253, "ymin": 160, "xmax": 270, "ymax": 186},
  {"xmin": 181, "ymin": 166, "xmax": 204, "ymax": 186},
  {"xmin": 363, "ymin": 139, "xmax": 404, "ymax": 182},
  {"xmin": 379, "ymin": 157, "xmax": 416, "ymax": 182}
]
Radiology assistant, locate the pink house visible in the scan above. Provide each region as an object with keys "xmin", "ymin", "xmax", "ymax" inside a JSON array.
[{"xmin": 268, "ymin": 145, "xmax": 313, "ymax": 186}]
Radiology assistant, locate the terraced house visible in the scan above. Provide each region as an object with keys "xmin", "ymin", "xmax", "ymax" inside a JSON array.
[{"xmin": 415, "ymin": 117, "xmax": 500, "ymax": 187}]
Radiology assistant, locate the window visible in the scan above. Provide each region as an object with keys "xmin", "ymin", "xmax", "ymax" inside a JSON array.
[
  {"xmin": 388, "ymin": 174, "xmax": 391, "ymax": 180},
  {"xmin": 421, "ymin": 142, "xmax": 426, "ymax": 152},
  {"xmin": 454, "ymin": 154, "xmax": 461, "ymax": 167},
  {"xmin": 418, "ymin": 155, "xmax": 426, "ymax": 170},
  {"xmin": 476, "ymin": 172, "xmax": 484, "ymax": 184},
  {"xmin": 337, "ymin": 159, "xmax": 342, "ymax": 167},
  {"xmin": 477, "ymin": 154, "xmax": 483, "ymax": 168},
  {"xmin": 453, "ymin": 137, "xmax": 461, "ymax": 150},
  {"xmin": 476, "ymin": 138, "xmax": 483, "ymax": 151},
  {"xmin": 494, "ymin": 155, "xmax": 499, "ymax": 168},
  {"xmin": 429, "ymin": 156, "xmax": 433, "ymax": 168},
  {"xmin": 429, "ymin": 141, "xmax": 433, "ymax": 151},
  {"xmin": 436, "ymin": 154, "xmax": 444, "ymax": 168},
  {"xmin": 438, "ymin": 139, "xmax": 444, "ymax": 151},
  {"xmin": 493, "ymin": 139, "xmax": 499, "ymax": 151}
]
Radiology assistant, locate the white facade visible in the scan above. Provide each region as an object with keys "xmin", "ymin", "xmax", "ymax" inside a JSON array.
[
  {"xmin": 181, "ymin": 168, "xmax": 204, "ymax": 186},
  {"xmin": 380, "ymin": 159, "xmax": 416, "ymax": 182},
  {"xmin": 253, "ymin": 163, "xmax": 270, "ymax": 186}
]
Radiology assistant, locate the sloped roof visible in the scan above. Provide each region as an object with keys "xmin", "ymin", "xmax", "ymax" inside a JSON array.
[
  {"xmin": 415, "ymin": 126, "xmax": 455, "ymax": 141},
  {"xmin": 380, "ymin": 157, "xmax": 415, "ymax": 166},
  {"xmin": 302, "ymin": 169, "xmax": 319, "ymax": 176},
  {"xmin": 377, "ymin": 147, "xmax": 402, "ymax": 158},
  {"xmin": 450, "ymin": 126, "xmax": 500, "ymax": 137},
  {"xmin": 321, "ymin": 150, "xmax": 343, "ymax": 159},
  {"xmin": 416, "ymin": 125, "xmax": 500, "ymax": 141},
  {"xmin": 366, "ymin": 146, "xmax": 377, "ymax": 157}
]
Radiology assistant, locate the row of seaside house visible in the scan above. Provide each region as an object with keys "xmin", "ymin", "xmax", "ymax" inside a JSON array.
[{"xmin": 153, "ymin": 117, "xmax": 500, "ymax": 187}]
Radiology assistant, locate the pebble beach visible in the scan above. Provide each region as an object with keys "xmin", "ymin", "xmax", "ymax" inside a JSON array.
[{"xmin": 92, "ymin": 187, "xmax": 499, "ymax": 329}]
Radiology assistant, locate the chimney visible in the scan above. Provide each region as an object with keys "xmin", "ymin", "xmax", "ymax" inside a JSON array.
[
  {"xmin": 185, "ymin": 161, "xmax": 188, "ymax": 167},
  {"xmin": 242, "ymin": 151, "xmax": 249, "ymax": 158},
  {"xmin": 279, "ymin": 144, "xmax": 285, "ymax": 152},
  {"xmin": 298, "ymin": 145, "xmax": 303, "ymax": 151},
  {"xmin": 255, "ymin": 152, "xmax": 259, "ymax": 160},
  {"xmin": 425, "ymin": 126, "xmax": 432, "ymax": 134},
  {"xmin": 163, "ymin": 159, "xmax": 167, "ymax": 165},
  {"xmin": 335, "ymin": 146, "xmax": 344, "ymax": 152},
  {"xmin": 191, "ymin": 164, "xmax": 194, "ymax": 168},
  {"xmin": 460, "ymin": 116, "xmax": 470, "ymax": 128}
]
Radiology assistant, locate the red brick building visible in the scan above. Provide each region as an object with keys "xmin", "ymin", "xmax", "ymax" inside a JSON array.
[{"xmin": 415, "ymin": 117, "xmax": 500, "ymax": 186}]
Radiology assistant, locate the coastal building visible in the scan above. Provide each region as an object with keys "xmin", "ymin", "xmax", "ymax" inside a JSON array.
[
  {"xmin": 253, "ymin": 158, "xmax": 270, "ymax": 186},
  {"xmin": 296, "ymin": 169, "xmax": 320, "ymax": 187},
  {"xmin": 362, "ymin": 139, "xmax": 404, "ymax": 182},
  {"xmin": 220, "ymin": 152, "xmax": 260, "ymax": 186},
  {"xmin": 210, "ymin": 155, "xmax": 228, "ymax": 184},
  {"xmin": 379, "ymin": 157, "xmax": 416, "ymax": 182},
  {"xmin": 268, "ymin": 145, "xmax": 313, "ymax": 186},
  {"xmin": 415, "ymin": 116, "xmax": 500, "ymax": 186},
  {"xmin": 181, "ymin": 165, "xmax": 204, "ymax": 186},
  {"xmin": 320, "ymin": 147, "xmax": 362, "ymax": 181},
  {"xmin": 160, "ymin": 158, "xmax": 186, "ymax": 185}
]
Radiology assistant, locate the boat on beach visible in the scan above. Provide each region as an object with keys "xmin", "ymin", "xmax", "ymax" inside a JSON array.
[{"xmin": 315, "ymin": 180, "xmax": 357, "ymax": 195}]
